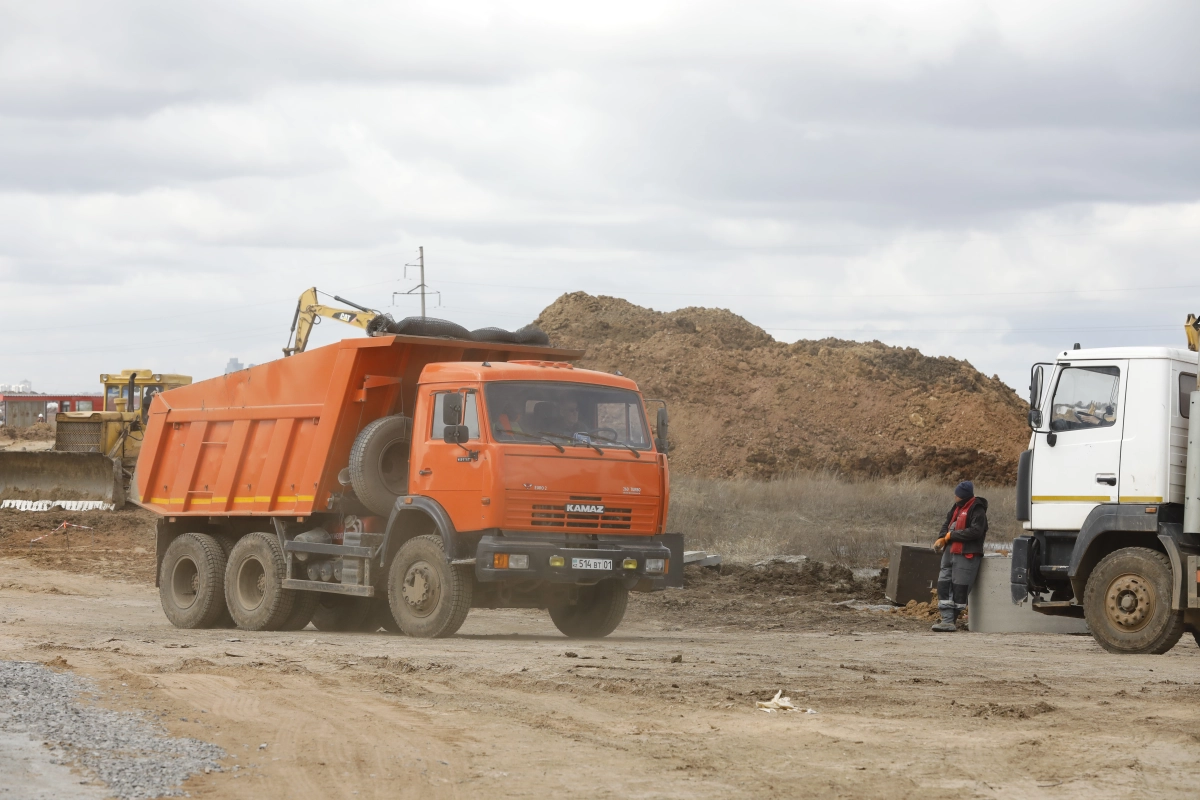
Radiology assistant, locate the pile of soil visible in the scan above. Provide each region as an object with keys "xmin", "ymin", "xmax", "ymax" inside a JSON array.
[
  {"xmin": 630, "ymin": 561, "xmax": 926, "ymax": 633},
  {"xmin": 0, "ymin": 507, "xmax": 157, "ymax": 583},
  {"xmin": 1, "ymin": 423, "xmax": 55, "ymax": 442},
  {"xmin": 536, "ymin": 293, "xmax": 1029, "ymax": 482}
]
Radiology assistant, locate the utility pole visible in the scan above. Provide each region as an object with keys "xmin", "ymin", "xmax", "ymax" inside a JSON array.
[
  {"xmin": 417, "ymin": 246, "xmax": 425, "ymax": 318},
  {"xmin": 397, "ymin": 246, "xmax": 440, "ymax": 318}
]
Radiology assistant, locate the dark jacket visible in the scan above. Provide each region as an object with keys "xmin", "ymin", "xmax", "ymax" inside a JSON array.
[{"xmin": 939, "ymin": 497, "xmax": 989, "ymax": 555}]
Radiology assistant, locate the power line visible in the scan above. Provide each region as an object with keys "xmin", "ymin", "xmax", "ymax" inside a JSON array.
[{"xmin": 433, "ymin": 278, "xmax": 1200, "ymax": 301}]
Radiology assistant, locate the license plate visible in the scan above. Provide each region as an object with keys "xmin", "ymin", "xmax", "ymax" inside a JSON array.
[{"xmin": 572, "ymin": 558, "xmax": 612, "ymax": 571}]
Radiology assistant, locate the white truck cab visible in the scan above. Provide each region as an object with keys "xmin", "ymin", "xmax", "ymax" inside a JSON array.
[{"xmin": 1014, "ymin": 345, "xmax": 1200, "ymax": 654}]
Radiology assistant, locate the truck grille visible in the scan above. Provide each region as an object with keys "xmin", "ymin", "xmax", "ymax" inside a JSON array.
[
  {"xmin": 55, "ymin": 421, "xmax": 102, "ymax": 453},
  {"xmin": 532, "ymin": 495, "xmax": 633, "ymax": 530},
  {"xmin": 504, "ymin": 492, "xmax": 658, "ymax": 534}
]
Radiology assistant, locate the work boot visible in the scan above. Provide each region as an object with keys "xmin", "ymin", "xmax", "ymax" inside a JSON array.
[{"xmin": 930, "ymin": 608, "xmax": 958, "ymax": 632}]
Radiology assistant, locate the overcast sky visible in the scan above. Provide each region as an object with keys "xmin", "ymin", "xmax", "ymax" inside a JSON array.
[{"xmin": 2, "ymin": 0, "xmax": 1198, "ymax": 395}]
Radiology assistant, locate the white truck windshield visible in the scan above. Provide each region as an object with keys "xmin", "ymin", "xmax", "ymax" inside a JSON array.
[{"xmin": 485, "ymin": 382, "xmax": 650, "ymax": 449}]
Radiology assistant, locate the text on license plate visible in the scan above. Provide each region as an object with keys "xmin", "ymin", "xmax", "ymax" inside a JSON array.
[{"xmin": 572, "ymin": 558, "xmax": 612, "ymax": 570}]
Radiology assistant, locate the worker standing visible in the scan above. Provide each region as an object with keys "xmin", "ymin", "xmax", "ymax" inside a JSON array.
[{"xmin": 931, "ymin": 480, "xmax": 988, "ymax": 632}]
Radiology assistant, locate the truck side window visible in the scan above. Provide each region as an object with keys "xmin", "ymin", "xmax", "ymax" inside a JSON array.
[
  {"xmin": 431, "ymin": 392, "xmax": 480, "ymax": 440},
  {"xmin": 1181, "ymin": 373, "xmax": 1197, "ymax": 419},
  {"xmin": 1049, "ymin": 366, "xmax": 1120, "ymax": 432}
]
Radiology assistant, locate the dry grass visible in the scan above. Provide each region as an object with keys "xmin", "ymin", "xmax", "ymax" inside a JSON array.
[{"xmin": 666, "ymin": 472, "xmax": 1022, "ymax": 568}]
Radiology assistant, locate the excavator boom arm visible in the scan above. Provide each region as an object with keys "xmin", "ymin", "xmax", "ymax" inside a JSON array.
[{"xmin": 284, "ymin": 287, "xmax": 382, "ymax": 356}]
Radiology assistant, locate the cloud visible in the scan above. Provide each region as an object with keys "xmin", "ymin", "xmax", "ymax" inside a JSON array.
[{"xmin": 0, "ymin": 1, "xmax": 1197, "ymax": 393}]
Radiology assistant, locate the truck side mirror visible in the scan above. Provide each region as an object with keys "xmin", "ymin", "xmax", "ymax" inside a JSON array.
[
  {"xmin": 442, "ymin": 393, "xmax": 463, "ymax": 426},
  {"xmin": 1027, "ymin": 365, "xmax": 1044, "ymax": 430},
  {"xmin": 655, "ymin": 406, "xmax": 669, "ymax": 453},
  {"xmin": 443, "ymin": 425, "xmax": 469, "ymax": 444}
]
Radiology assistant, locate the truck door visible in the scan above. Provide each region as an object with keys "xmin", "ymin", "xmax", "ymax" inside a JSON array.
[
  {"xmin": 1031, "ymin": 360, "xmax": 1128, "ymax": 530},
  {"xmin": 411, "ymin": 388, "xmax": 485, "ymax": 529}
]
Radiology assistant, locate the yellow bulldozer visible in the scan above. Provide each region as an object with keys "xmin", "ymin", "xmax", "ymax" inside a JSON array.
[{"xmin": 0, "ymin": 370, "xmax": 191, "ymax": 509}]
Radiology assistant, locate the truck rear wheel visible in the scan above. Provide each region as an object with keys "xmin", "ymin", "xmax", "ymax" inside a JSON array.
[
  {"xmin": 311, "ymin": 594, "xmax": 373, "ymax": 632},
  {"xmin": 349, "ymin": 415, "xmax": 412, "ymax": 516},
  {"xmin": 387, "ymin": 535, "xmax": 471, "ymax": 638},
  {"xmin": 548, "ymin": 581, "xmax": 628, "ymax": 639},
  {"xmin": 225, "ymin": 532, "xmax": 298, "ymax": 631},
  {"xmin": 1083, "ymin": 547, "xmax": 1184, "ymax": 655},
  {"xmin": 159, "ymin": 533, "xmax": 228, "ymax": 629}
]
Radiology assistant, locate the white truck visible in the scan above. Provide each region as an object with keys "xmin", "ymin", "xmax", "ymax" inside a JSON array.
[{"xmin": 1012, "ymin": 323, "xmax": 1200, "ymax": 654}]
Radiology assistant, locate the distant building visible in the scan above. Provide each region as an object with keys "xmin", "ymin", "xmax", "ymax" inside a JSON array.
[
  {"xmin": 225, "ymin": 358, "xmax": 244, "ymax": 374},
  {"xmin": 0, "ymin": 379, "xmax": 32, "ymax": 393},
  {"xmin": 0, "ymin": 393, "xmax": 103, "ymax": 428}
]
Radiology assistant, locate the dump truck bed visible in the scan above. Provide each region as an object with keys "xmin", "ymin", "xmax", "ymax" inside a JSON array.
[{"xmin": 135, "ymin": 334, "xmax": 584, "ymax": 517}]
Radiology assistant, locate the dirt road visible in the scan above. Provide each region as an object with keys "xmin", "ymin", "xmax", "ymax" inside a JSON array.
[{"xmin": 3, "ymin": 557, "xmax": 1200, "ymax": 799}]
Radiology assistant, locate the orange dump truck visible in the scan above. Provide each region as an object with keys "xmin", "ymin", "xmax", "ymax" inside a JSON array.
[{"xmin": 138, "ymin": 332, "xmax": 680, "ymax": 638}]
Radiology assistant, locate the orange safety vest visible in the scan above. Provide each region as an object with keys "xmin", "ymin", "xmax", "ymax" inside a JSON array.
[{"xmin": 947, "ymin": 497, "xmax": 977, "ymax": 556}]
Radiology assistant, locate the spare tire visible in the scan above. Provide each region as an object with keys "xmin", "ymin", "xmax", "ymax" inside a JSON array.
[
  {"xmin": 349, "ymin": 415, "xmax": 413, "ymax": 516},
  {"xmin": 513, "ymin": 324, "xmax": 551, "ymax": 346},
  {"xmin": 385, "ymin": 316, "xmax": 472, "ymax": 340},
  {"xmin": 469, "ymin": 327, "xmax": 521, "ymax": 344}
]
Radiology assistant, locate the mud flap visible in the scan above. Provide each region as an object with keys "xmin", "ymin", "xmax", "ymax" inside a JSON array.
[
  {"xmin": 0, "ymin": 451, "xmax": 125, "ymax": 507},
  {"xmin": 1011, "ymin": 535, "xmax": 1038, "ymax": 604}
]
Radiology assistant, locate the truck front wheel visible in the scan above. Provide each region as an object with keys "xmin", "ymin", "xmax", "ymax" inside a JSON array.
[
  {"xmin": 159, "ymin": 533, "xmax": 228, "ymax": 629},
  {"xmin": 387, "ymin": 535, "xmax": 472, "ymax": 638},
  {"xmin": 548, "ymin": 581, "xmax": 629, "ymax": 639},
  {"xmin": 225, "ymin": 532, "xmax": 298, "ymax": 631},
  {"xmin": 1083, "ymin": 547, "xmax": 1184, "ymax": 654}
]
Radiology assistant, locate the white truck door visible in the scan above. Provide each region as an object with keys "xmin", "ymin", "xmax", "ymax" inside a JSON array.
[{"xmin": 1031, "ymin": 360, "xmax": 1128, "ymax": 530}]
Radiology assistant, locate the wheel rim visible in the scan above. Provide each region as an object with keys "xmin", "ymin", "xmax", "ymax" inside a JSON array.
[
  {"xmin": 1104, "ymin": 572, "xmax": 1156, "ymax": 633},
  {"xmin": 236, "ymin": 556, "xmax": 267, "ymax": 612},
  {"xmin": 170, "ymin": 556, "xmax": 199, "ymax": 610},
  {"xmin": 377, "ymin": 439, "xmax": 409, "ymax": 495},
  {"xmin": 401, "ymin": 560, "xmax": 441, "ymax": 618}
]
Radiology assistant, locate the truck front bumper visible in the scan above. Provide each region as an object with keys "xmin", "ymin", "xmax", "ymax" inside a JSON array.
[{"xmin": 474, "ymin": 534, "xmax": 675, "ymax": 586}]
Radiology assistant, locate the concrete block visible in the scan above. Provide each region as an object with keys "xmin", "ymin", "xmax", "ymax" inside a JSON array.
[{"xmin": 968, "ymin": 555, "xmax": 1089, "ymax": 634}]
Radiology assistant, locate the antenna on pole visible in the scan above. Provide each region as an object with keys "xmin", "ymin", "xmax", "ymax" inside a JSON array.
[{"xmin": 396, "ymin": 246, "xmax": 441, "ymax": 318}]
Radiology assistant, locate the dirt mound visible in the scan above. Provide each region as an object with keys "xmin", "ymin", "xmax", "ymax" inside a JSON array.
[
  {"xmin": 0, "ymin": 506, "xmax": 157, "ymax": 582},
  {"xmin": 630, "ymin": 561, "xmax": 918, "ymax": 633},
  {"xmin": 4, "ymin": 423, "xmax": 54, "ymax": 441},
  {"xmin": 536, "ymin": 292, "xmax": 1029, "ymax": 482}
]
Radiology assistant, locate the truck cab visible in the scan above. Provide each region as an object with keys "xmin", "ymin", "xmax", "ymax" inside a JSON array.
[{"xmin": 1013, "ymin": 346, "xmax": 1200, "ymax": 653}]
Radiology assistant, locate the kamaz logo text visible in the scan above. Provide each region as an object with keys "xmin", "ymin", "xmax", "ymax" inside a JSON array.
[{"xmin": 566, "ymin": 503, "xmax": 604, "ymax": 514}]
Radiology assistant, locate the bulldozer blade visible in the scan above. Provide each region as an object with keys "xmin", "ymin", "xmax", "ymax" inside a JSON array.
[{"xmin": 0, "ymin": 451, "xmax": 125, "ymax": 508}]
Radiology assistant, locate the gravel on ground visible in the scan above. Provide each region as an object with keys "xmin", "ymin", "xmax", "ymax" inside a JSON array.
[{"xmin": 0, "ymin": 660, "xmax": 224, "ymax": 799}]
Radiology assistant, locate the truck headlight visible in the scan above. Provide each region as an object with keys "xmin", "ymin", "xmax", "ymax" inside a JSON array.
[
  {"xmin": 549, "ymin": 555, "xmax": 565, "ymax": 568},
  {"xmin": 623, "ymin": 558, "xmax": 638, "ymax": 570},
  {"xmin": 509, "ymin": 554, "xmax": 529, "ymax": 570},
  {"xmin": 645, "ymin": 558, "xmax": 666, "ymax": 574}
]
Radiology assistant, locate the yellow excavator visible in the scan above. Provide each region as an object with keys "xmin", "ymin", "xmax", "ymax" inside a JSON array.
[
  {"xmin": 283, "ymin": 287, "xmax": 393, "ymax": 357},
  {"xmin": 0, "ymin": 370, "xmax": 191, "ymax": 509}
]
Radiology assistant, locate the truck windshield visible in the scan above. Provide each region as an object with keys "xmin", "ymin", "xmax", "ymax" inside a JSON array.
[{"xmin": 485, "ymin": 382, "xmax": 651, "ymax": 450}]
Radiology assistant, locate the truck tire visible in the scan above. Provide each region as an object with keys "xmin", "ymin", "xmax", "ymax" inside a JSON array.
[
  {"xmin": 548, "ymin": 581, "xmax": 628, "ymax": 639},
  {"xmin": 311, "ymin": 595, "xmax": 373, "ymax": 632},
  {"xmin": 349, "ymin": 415, "xmax": 412, "ymax": 517},
  {"xmin": 1083, "ymin": 547, "xmax": 1185, "ymax": 655},
  {"xmin": 159, "ymin": 533, "xmax": 228, "ymax": 629},
  {"xmin": 279, "ymin": 591, "xmax": 319, "ymax": 631},
  {"xmin": 224, "ymin": 532, "xmax": 298, "ymax": 631},
  {"xmin": 387, "ymin": 535, "xmax": 472, "ymax": 638},
  {"xmin": 211, "ymin": 535, "xmax": 237, "ymax": 628}
]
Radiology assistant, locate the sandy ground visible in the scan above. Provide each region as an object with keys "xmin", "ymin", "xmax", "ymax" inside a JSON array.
[{"xmin": 2, "ymin": 557, "xmax": 1200, "ymax": 799}]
